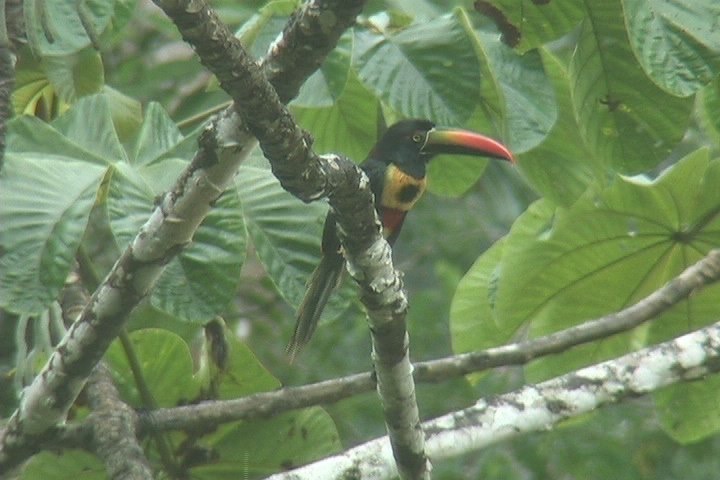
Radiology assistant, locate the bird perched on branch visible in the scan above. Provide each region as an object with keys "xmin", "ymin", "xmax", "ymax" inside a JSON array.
[{"xmin": 287, "ymin": 119, "xmax": 515, "ymax": 361}]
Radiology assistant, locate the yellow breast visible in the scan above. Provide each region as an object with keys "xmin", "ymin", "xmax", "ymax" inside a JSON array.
[{"xmin": 381, "ymin": 164, "xmax": 427, "ymax": 211}]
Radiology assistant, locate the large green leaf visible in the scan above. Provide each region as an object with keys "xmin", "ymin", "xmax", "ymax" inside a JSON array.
[
  {"xmin": 24, "ymin": 0, "xmax": 116, "ymax": 56},
  {"xmin": 7, "ymin": 115, "xmax": 105, "ymax": 166},
  {"xmin": 21, "ymin": 450, "xmax": 105, "ymax": 480},
  {"xmin": 235, "ymin": 162, "xmax": 356, "ymax": 317},
  {"xmin": 354, "ymin": 10, "xmax": 482, "ymax": 125},
  {"xmin": 8, "ymin": 95, "xmax": 126, "ymax": 165},
  {"xmin": 472, "ymin": 0, "xmax": 586, "ymax": 53},
  {"xmin": 450, "ymin": 199, "xmax": 554, "ymax": 358},
  {"xmin": 293, "ymin": 71, "xmax": 379, "ymax": 162},
  {"xmin": 495, "ymin": 150, "xmax": 720, "ymax": 381},
  {"xmin": 518, "ymin": 49, "xmax": 596, "ymax": 206},
  {"xmin": 105, "ymin": 328, "xmax": 199, "ymax": 407},
  {"xmin": 293, "ymin": 32, "xmax": 353, "ymax": 108},
  {"xmin": 423, "ymin": 14, "xmax": 558, "ymax": 198},
  {"xmin": 0, "ymin": 155, "xmax": 106, "ymax": 314},
  {"xmin": 622, "ymin": 0, "xmax": 720, "ymax": 97},
  {"xmin": 450, "ymin": 238, "xmax": 506, "ymax": 355},
  {"xmin": 471, "ymin": 22, "xmax": 557, "ymax": 154},
  {"xmin": 130, "ymin": 102, "xmax": 183, "ymax": 165},
  {"xmin": 570, "ymin": 0, "xmax": 693, "ymax": 173},
  {"xmin": 193, "ymin": 408, "xmax": 340, "ymax": 478},
  {"xmin": 0, "ymin": 95, "xmax": 140, "ymax": 314},
  {"xmin": 108, "ymin": 160, "xmax": 247, "ymax": 322},
  {"xmin": 52, "ymin": 94, "xmax": 128, "ymax": 163},
  {"xmin": 698, "ymin": 77, "xmax": 720, "ymax": 144}
]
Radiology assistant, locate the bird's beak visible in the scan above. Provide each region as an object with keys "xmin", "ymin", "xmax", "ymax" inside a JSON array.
[{"xmin": 422, "ymin": 128, "xmax": 515, "ymax": 163}]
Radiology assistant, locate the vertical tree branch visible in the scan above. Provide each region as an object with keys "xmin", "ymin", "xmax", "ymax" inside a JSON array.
[
  {"xmin": 64, "ymin": 278, "xmax": 155, "ymax": 479},
  {"xmin": 63, "ymin": 275, "xmax": 154, "ymax": 480},
  {"xmin": 152, "ymin": 1, "xmax": 428, "ymax": 477},
  {"xmin": 85, "ymin": 364, "xmax": 154, "ymax": 480}
]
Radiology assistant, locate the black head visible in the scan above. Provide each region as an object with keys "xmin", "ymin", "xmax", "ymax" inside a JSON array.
[
  {"xmin": 368, "ymin": 119, "xmax": 515, "ymax": 179},
  {"xmin": 369, "ymin": 119, "xmax": 437, "ymax": 178}
]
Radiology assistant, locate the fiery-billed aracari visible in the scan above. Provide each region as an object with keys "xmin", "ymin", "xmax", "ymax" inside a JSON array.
[{"xmin": 287, "ymin": 119, "xmax": 514, "ymax": 361}]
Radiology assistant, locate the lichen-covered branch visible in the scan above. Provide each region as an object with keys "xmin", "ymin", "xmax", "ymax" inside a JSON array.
[
  {"xmin": 262, "ymin": 320, "xmax": 720, "ymax": 479},
  {"xmin": 137, "ymin": 249, "xmax": 720, "ymax": 433},
  {"xmin": 261, "ymin": 0, "xmax": 366, "ymax": 103},
  {"xmin": 13, "ymin": 248, "xmax": 720, "ymax": 473},
  {"xmin": 152, "ymin": 1, "xmax": 427, "ymax": 477}
]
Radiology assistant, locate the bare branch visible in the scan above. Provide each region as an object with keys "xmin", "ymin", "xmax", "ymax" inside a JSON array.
[
  {"xmin": 17, "ymin": 249, "xmax": 720, "ymax": 473},
  {"xmin": 139, "ymin": 249, "xmax": 720, "ymax": 433},
  {"xmin": 418, "ymin": 248, "xmax": 720, "ymax": 380},
  {"xmin": 263, "ymin": 319, "xmax": 720, "ymax": 479}
]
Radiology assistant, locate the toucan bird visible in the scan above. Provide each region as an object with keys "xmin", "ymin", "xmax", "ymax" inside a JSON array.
[{"xmin": 286, "ymin": 119, "xmax": 515, "ymax": 361}]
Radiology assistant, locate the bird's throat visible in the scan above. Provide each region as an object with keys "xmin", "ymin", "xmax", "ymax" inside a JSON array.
[{"xmin": 381, "ymin": 164, "xmax": 427, "ymax": 211}]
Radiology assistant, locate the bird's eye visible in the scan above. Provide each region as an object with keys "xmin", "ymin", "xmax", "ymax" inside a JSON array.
[{"xmin": 411, "ymin": 133, "xmax": 424, "ymax": 144}]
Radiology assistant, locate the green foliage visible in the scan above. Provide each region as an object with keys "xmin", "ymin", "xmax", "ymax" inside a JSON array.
[
  {"xmin": 355, "ymin": 10, "xmax": 482, "ymax": 126},
  {"xmin": 622, "ymin": 0, "xmax": 720, "ymax": 97},
  {"xmin": 21, "ymin": 450, "xmax": 106, "ymax": 480},
  {"xmin": 571, "ymin": 0, "xmax": 693, "ymax": 173},
  {"xmin": 4, "ymin": 0, "xmax": 720, "ymax": 477},
  {"xmin": 23, "ymin": 328, "xmax": 336, "ymax": 477},
  {"xmin": 24, "ymin": 0, "xmax": 123, "ymax": 56},
  {"xmin": 0, "ymin": 140, "xmax": 108, "ymax": 314}
]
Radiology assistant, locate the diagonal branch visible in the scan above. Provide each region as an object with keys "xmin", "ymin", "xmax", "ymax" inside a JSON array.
[
  {"xmin": 137, "ymin": 249, "xmax": 720, "ymax": 433},
  {"xmin": 260, "ymin": 0, "xmax": 363, "ymax": 103},
  {"xmin": 153, "ymin": 1, "xmax": 427, "ymax": 478},
  {"xmin": 0, "ymin": 0, "xmax": 365, "ymax": 471},
  {"xmin": 262, "ymin": 319, "xmax": 720, "ymax": 479}
]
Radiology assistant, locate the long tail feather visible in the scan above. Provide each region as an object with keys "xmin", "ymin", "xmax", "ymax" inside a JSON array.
[{"xmin": 286, "ymin": 251, "xmax": 344, "ymax": 362}]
